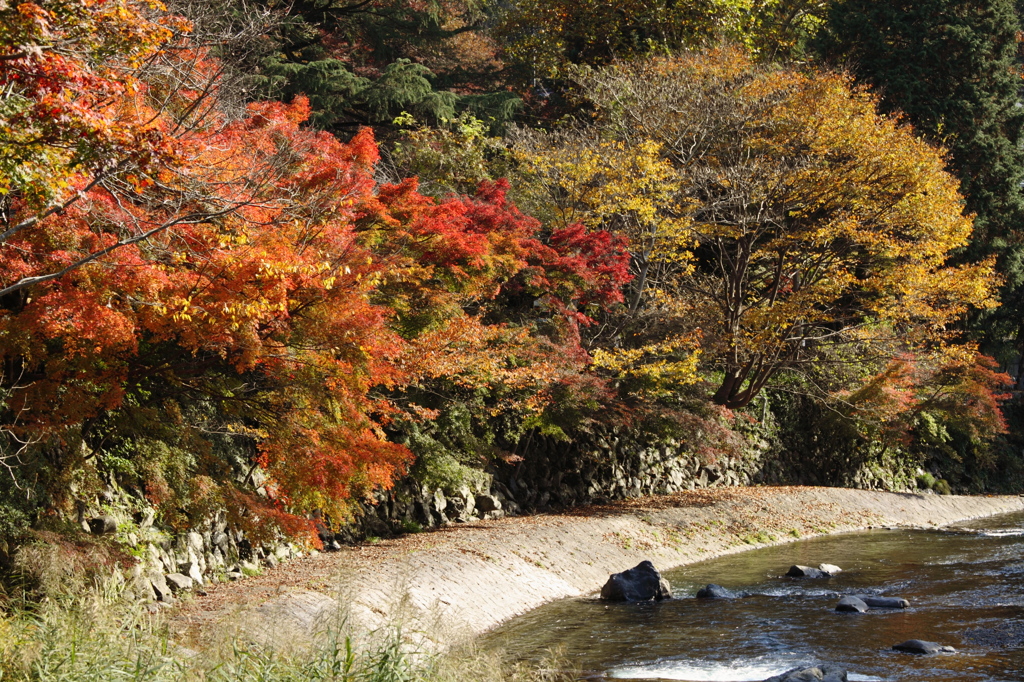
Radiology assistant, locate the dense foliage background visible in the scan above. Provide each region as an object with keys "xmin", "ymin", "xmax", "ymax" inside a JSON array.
[{"xmin": 1, "ymin": 0, "xmax": 1020, "ymax": 550}]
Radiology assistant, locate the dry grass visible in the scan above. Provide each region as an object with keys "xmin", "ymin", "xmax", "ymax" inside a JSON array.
[{"xmin": 0, "ymin": 567, "xmax": 580, "ymax": 682}]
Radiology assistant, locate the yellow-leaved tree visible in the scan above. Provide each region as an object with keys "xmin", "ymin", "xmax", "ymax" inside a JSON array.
[
  {"xmin": 517, "ymin": 47, "xmax": 999, "ymax": 408},
  {"xmin": 512, "ymin": 129, "xmax": 701, "ymax": 394}
]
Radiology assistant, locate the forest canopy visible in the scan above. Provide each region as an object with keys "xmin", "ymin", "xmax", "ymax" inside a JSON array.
[
  {"xmin": 0, "ymin": 0, "xmax": 1019, "ymax": 545},
  {"xmin": 517, "ymin": 50, "xmax": 998, "ymax": 408}
]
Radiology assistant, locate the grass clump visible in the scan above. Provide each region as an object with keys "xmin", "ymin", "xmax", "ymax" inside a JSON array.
[
  {"xmin": 741, "ymin": 531, "xmax": 777, "ymax": 545},
  {"xmin": 916, "ymin": 472, "xmax": 938, "ymax": 490},
  {"xmin": 916, "ymin": 472, "xmax": 952, "ymax": 495}
]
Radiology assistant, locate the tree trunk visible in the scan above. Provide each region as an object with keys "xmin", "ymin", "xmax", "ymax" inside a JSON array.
[{"xmin": 712, "ymin": 359, "xmax": 774, "ymax": 409}]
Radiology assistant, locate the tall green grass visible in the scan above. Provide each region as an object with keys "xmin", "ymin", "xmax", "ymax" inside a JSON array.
[{"xmin": 0, "ymin": 583, "xmax": 576, "ymax": 682}]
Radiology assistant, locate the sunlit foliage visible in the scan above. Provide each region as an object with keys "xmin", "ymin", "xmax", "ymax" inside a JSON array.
[
  {"xmin": 520, "ymin": 48, "xmax": 999, "ymax": 408},
  {"xmin": 0, "ymin": 2, "xmax": 629, "ymax": 539}
]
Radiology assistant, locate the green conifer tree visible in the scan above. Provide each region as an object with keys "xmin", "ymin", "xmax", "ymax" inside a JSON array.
[{"xmin": 254, "ymin": 0, "xmax": 520, "ymax": 134}]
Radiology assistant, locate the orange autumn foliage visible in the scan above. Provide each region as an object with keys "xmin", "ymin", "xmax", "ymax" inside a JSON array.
[{"xmin": 1, "ymin": 6, "xmax": 631, "ymax": 539}]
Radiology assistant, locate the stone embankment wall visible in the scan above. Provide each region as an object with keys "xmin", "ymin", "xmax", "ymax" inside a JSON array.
[
  {"xmin": 82, "ymin": 505, "xmax": 312, "ymax": 605},
  {"xmin": 87, "ymin": 422, "xmax": 916, "ymax": 603},
  {"xmin": 83, "ymin": 424, "xmax": 761, "ymax": 603},
  {"xmin": 336, "ymin": 423, "xmax": 773, "ymax": 544},
  {"xmin": 339, "ymin": 422, "xmax": 920, "ymax": 545}
]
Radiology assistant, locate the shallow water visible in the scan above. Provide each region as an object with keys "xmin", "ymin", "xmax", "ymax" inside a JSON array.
[{"xmin": 483, "ymin": 510, "xmax": 1024, "ymax": 681}]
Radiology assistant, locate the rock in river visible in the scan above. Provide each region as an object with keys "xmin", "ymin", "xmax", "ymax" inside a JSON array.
[
  {"xmin": 600, "ymin": 560, "xmax": 672, "ymax": 602},
  {"xmin": 763, "ymin": 663, "xmax": 848, "ymax": 681},
  {"xmin": 695, "ymin": 583, "xmax": 742, "ymax": 599},
  {"xmin": 786, "ymin": 565, "xmax": 829, "ymax": 578},
  {"xmin": 855, "ymin": 595, "xmax": 909, "ymax": 609},
  {"xmin": 835, "ymin": 596, "xmax": 869, "ymax": 613},
  {"xmin": 893, "ymin": 639, "xmax": 955, "ymax": 655}
]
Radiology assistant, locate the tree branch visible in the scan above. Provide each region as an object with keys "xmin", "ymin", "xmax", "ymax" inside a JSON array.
[
  {"xmin": 0, "ymin": 203, "xmax": 245, "ymax": 299},
  {"xmin": 0, "ymin": 170, "xmax": 119, "ymax": 245}
]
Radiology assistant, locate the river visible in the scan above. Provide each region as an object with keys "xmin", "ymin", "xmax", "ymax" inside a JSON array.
[{"xmin": 483, "ymin": 509, "xmax": 1024, "ymax": 681}]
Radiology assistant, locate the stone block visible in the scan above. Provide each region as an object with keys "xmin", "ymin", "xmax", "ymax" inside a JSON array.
[
  {"xmin": 88, "ymin": 516, "xmax": 117, "ymax": 535},
  {"xmin": 165, "ymin": 572, "xmax": 193, "ymax": 593},
  {"xmin": 149, "ymin": 572, "xmax": 171, "ymax": 601},
  {"xmin": 178, "ymin": 560, "xmax": 204, "ymax": 586}
]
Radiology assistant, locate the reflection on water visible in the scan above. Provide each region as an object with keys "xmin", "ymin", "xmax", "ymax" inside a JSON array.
[{"xmin": 483, "ymin": 510, "xmax": 1024, "ymax": 681}]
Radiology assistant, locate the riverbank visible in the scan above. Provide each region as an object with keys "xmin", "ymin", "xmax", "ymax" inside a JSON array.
[{"xmin": 170, "ymin": 486, "xmax": 1024, "ymax": 652}]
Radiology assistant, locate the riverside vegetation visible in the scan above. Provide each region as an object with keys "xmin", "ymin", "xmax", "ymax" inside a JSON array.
[
  {"xmin": 2, "ymin": 0, "xmax": 1024, "ymax": 676},
  {"xmin": 0, "ymin": 579, "xmax": 578, "ymax": 681}
]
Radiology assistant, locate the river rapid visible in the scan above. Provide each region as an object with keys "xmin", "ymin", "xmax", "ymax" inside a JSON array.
[{"xmin": 484, "ymin": 509, "xmax": 1024, "ymax": 681}]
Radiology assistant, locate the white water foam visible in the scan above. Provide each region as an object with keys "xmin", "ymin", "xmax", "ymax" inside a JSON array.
[
  {"xmin": 606, "ymin": 656, "xmax": 883, "ymax": 681},
  {"xmin": 751, "ymin": 586, "xmax": 838, "ymax": 598},
  {"xmin": 948, "ymin": 526, "xmax": 1024, "ymax": 537},
  {"xmin": 979, "ymin": 528, "xmax": 1024, "ymax": 537}
]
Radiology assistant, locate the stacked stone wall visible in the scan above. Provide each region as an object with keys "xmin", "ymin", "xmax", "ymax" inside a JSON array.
[{"xmin": 75, "ymin": 419, "xmax": 917, "ymax": 603}]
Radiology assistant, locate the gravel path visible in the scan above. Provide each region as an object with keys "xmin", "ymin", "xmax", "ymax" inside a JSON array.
[{"xmin": 170, "ymin": 486, "xmax": 1024, "ymax": 651}]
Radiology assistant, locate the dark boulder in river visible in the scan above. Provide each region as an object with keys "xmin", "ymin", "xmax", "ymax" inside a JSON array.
[
  {"xmin": 695, "ymin": 583, "xmax": 742, "ymax": 599},
  {"xmin": 893, "ymin": 639, "xmax": 955, "ymax": 655},
  {"xmin": 835, "ymin": 596, "xmax": 869, "ymax": 613},
  {"xmin": 600, "ymin": 560, "xmax": 672, "ymax": 601},
  {"xmin": 786, "ymin": 565, "xmax": 829, "ymax": 578},
  {"xmin": 763, "ymin": 663, "xmax": 848, "ymax": 681},
  {"xmin": 855, "ymin": 595, "xmax": 909, "ymax": 609},
  {"xmin": 836, "ymin": 594, "xmax": 909, "ymax": 611}
]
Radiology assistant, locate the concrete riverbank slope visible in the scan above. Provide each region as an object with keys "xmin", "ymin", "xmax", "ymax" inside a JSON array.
[{"xmin": 171, "ymin": 486, "xmax": 1024, "ymax": 651}]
